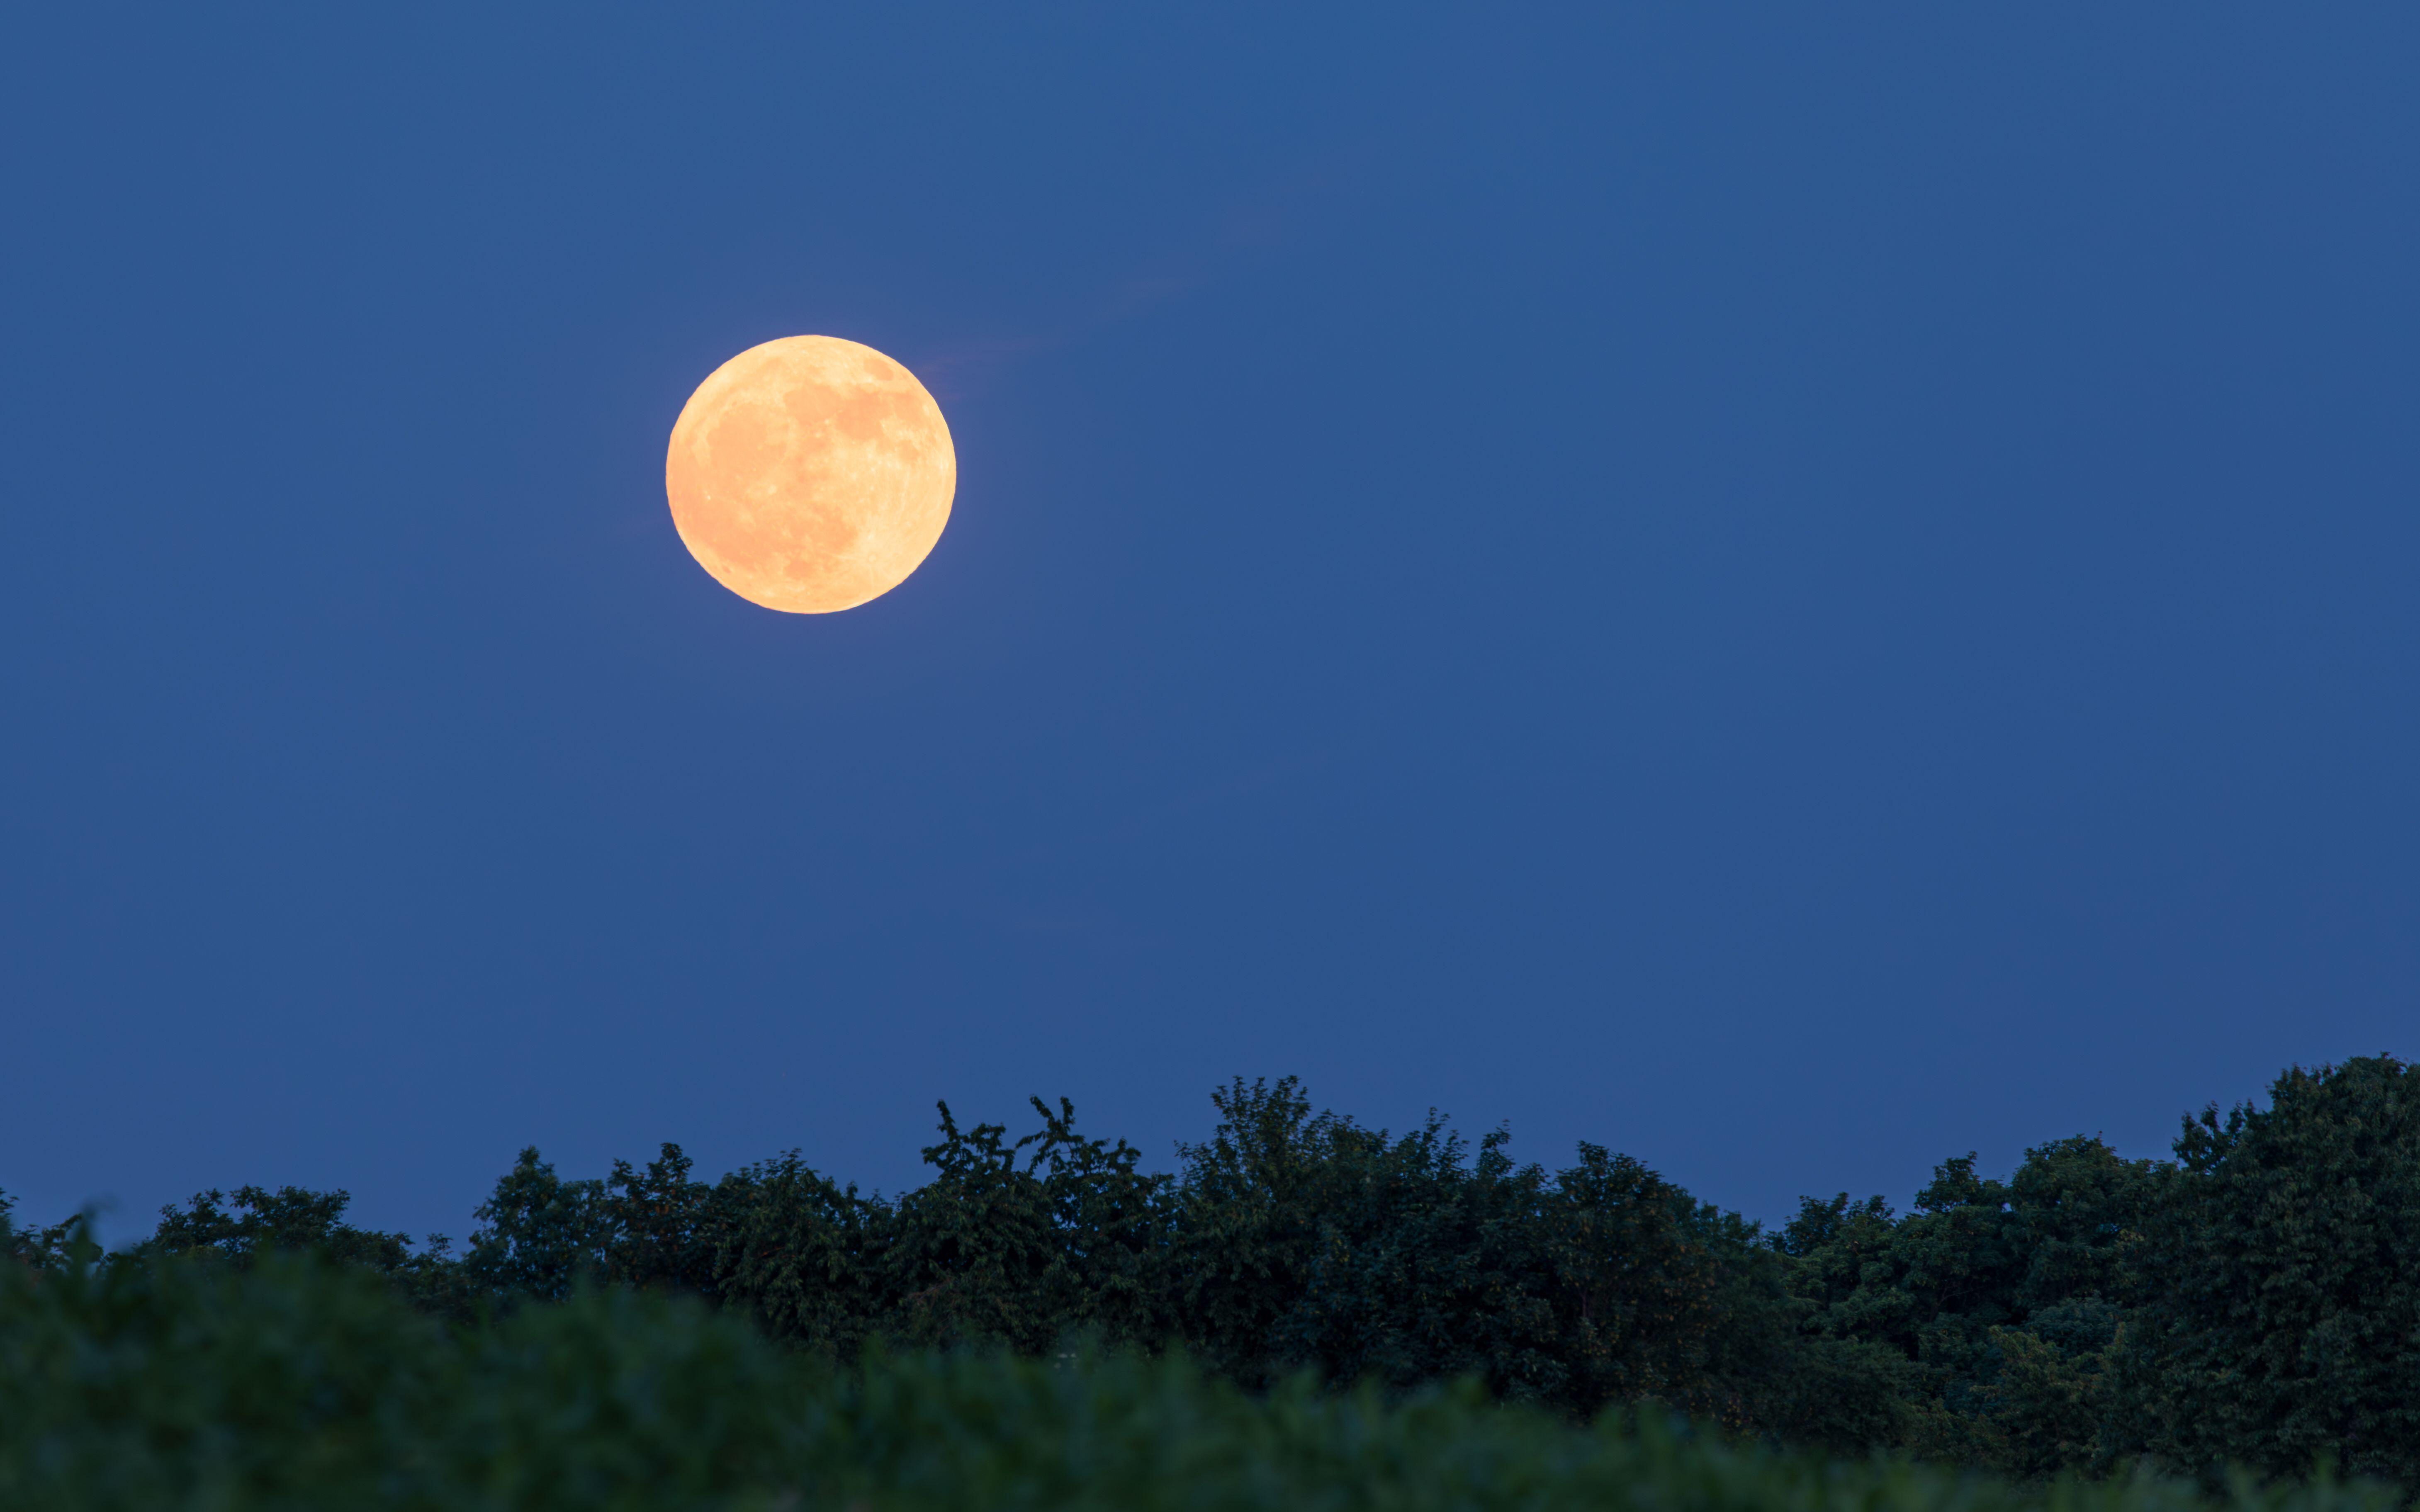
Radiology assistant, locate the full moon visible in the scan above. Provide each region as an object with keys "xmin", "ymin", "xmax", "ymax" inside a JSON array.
[{"xmin": 664, "ymin": 335, "xmax": 956, "ymax": 613}]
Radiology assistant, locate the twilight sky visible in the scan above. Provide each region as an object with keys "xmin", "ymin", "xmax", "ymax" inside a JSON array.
[{"xmin": 4, "ymin": 5, "xmax": 2416, "ymax": 1245}]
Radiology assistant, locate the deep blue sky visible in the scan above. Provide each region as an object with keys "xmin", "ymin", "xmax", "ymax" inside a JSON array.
[{"xmin": 5, "ymin": 6, "xmax": 2416, "ymax": 1246}]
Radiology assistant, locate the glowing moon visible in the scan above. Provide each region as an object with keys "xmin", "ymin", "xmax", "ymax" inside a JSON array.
[{"xmin": 664, "ymin": 335, "xmax": 955, "ymax": 613}]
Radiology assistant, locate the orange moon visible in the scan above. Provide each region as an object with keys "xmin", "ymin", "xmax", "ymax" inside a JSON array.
[{"xmin": 664, "ymin": 335, "xmax": 955, "ymax": 613}]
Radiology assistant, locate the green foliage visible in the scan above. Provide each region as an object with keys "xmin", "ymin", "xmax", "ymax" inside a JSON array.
[
  {"xmin": 1167, "ymin": 1077, "xmax": 1812, "ymax": 1430},
  {"xmin": 15, "ymin": 1180, "xmax": 452, "ymax": 1301},
  {"xmin": 689, "ymin": 1094, "xmax": 1174, "ymax": 1356},
  {"xmin": 2, "ymin": 1244, "xmax": 2410, "ymax": 1512},
  {"xmin": 143, "ymin": 1180, "xmax": 477, "ymax": 1320},
  {"xmin": 148, "ymin": 1183, "xmax": 413, "ymax": 1267},
  {"xmin": 464, "ymin": 1148, "xmax": 613, "ymax": 1302},
  {"xmin": 1779, "ymin": 1133, "xmax": 2167, "ymax": 1478},
  {"xmin": 2124, "ymin": 1056, "xmax": 2420, "ymax": 1485},
  {"xmin": 456, "ymin": 1077, "xmax": 1834, "ymax": 1433},
  {"xmin": 0, "ymin": 1185, "xmax": 81, "ymax": 1269},
  {"xmin": 0, "ymin": 1246, "xmax": 807, "ymax": 1511},
  {"xmin": 9, "ymin": 1059, "xmax": 2420, "ymax": 1492}
]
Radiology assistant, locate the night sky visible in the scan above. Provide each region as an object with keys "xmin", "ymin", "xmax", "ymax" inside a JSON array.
[{"xmin": 5, "ymin": 6, "xmax": 2416, "ymax": 1246}]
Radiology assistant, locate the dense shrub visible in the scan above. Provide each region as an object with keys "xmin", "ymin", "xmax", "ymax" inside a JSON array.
[{"xmin": 0, "ymin": 1246, "xmax": 2410, "ymax": 1512}]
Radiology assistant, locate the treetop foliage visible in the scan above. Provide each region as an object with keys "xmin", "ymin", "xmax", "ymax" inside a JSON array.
[{"xmin": 8, "ymin": 1057, "xmax": 2417, "ymax": 1490}]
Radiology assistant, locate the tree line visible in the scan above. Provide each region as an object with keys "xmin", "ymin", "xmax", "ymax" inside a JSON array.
[{"xmin": 6, "ymin": 1056, "xmax": 2416, "ymax": 1486}]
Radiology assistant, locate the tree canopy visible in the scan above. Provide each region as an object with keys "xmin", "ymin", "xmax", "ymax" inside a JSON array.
[{"xmin": 10, "ymin": 1056, "xmax": 2414, "ymax": 1485}]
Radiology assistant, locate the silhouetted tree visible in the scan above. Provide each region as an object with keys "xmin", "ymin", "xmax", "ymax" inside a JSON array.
[
  {"xmin": 1778, "ymin": 1134, "xmax": 2165, "ymax": 1476},
  {"xmin": 2122, "ymin": 1055, "xmax": 2420, "ymax": 1485},
  {"xmin": 17, "ymin": 1058, "xmax": 2415, "ymax": 1481}
]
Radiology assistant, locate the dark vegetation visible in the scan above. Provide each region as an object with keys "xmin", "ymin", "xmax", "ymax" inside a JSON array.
[
  {"xmin": 3, "ymin": 1261, "xmax": 2410, "ymax": 1512},
  {"xmin": 5, "ymin": 1055, "xmax": 2416, "ymax": 1506}
]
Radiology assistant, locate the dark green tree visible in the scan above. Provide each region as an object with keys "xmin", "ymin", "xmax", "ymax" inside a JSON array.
[
  {"xmin": 143, "ymin": 1184, "xmax": 472, "ymax": 1319},
  {"xmin": 1162, "ymin": 1077, "xmax": 1827, "ymax": 1432},
  {"xmin": 1779, "ymin": 1135, "xmax": 2166, "ymax": 1476},
  {"xmin": 1, "ymin": 1187, "xmax": 83, "ymax": 1270},
  {"xmin": 880, "ymin": 1098, "xmax": 1171, "ymax": 1352},
  {"xmin": 708, "ymin": 1149, "xmax": 890, "ymax": 1357},
  {"xmin": 148, "ymin": 1185, "xmax": 414, "ymax": 1270},
  {"xmin": 603, "ymin": 1143, "xmax": 725, "ymax": 1296},
  {"xmin": 464, "ymin": 1149, "xmax": 611, "ymax": 1303},
  {"xmin": 2123, "ymin": 1055, "xmax": 2420, "ymax": 1485}
]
